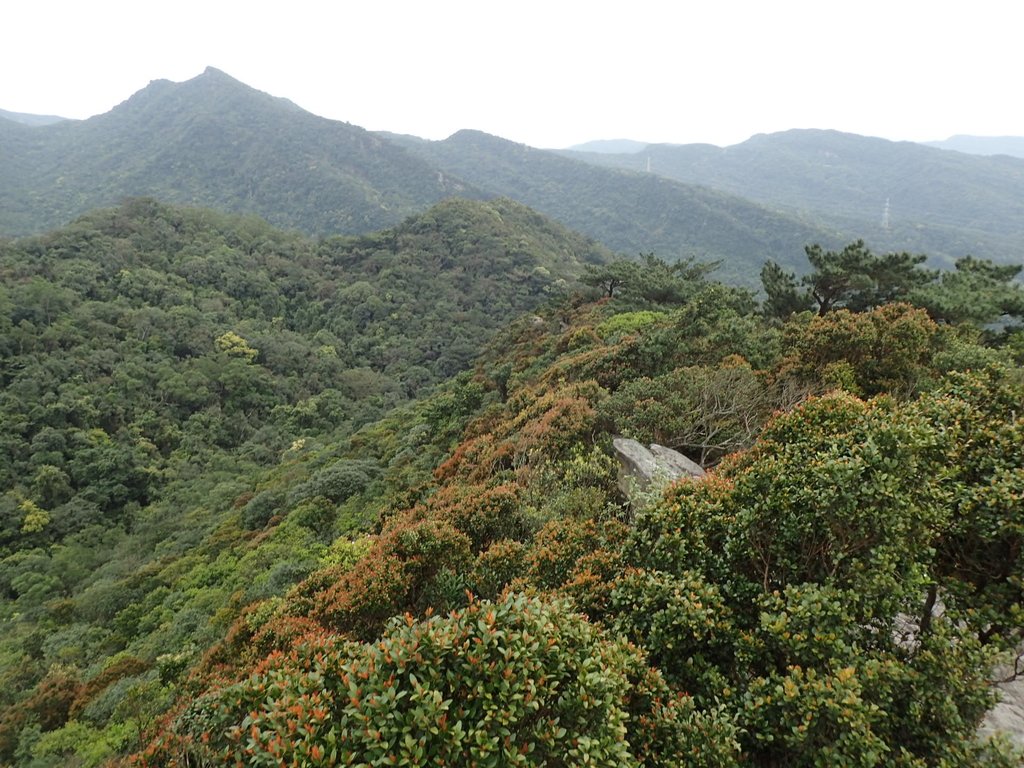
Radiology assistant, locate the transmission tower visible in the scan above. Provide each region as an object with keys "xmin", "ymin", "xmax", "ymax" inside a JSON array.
[{"xmin": 881, "ymin": 197, "xmax": 891, "ymax": 230}]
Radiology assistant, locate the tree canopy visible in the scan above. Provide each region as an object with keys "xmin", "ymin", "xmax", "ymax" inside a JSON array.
[
  {"xmin": 1, "ymin": 211, "xmax": 1021, "ymax": 766},
  {"xmin": 762, "ymin": 241, "xmax": 1024, "ymax": 342}
]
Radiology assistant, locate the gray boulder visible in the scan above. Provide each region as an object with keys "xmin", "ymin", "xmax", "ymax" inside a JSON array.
[
  {"xmin": 612, "ymin": 437, "xmax": 704, "ymax": 502},
  {"xmin": 982, "ymin": 647, "xmax": 1024, "ymax": 749},
  {"xmin": 650, "ymin": 443, "xmax": 706, "ymax": 479}
]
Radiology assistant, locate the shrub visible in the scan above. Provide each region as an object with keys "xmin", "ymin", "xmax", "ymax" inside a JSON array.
[{"xmin": 149, "ymin": 594, "xmax": 652, "ymax": 767}]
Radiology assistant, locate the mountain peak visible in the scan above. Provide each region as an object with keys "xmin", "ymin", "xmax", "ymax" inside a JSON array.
[
  {"xmin": 0, "ymin": 68, "xmax": 472, "ymax": 237},
  {"xmin": 445, "ymin": 129, "xmax": 529, "ymax": 151},
  {"xmin": 193, "ymin": 66, "xmax": 249, "ymax": 88},
  {"xmin": 106, "ymin": 66, "xmax": 305, "ymax": 123}
]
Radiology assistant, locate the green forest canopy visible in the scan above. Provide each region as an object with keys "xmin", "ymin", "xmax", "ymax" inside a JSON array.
[{"xmin": 0, "ymin": 202, "xmax": 1021, "ymax": 766}]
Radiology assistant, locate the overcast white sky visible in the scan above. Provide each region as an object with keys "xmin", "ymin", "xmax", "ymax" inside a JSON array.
[{"xmin": 3, "ymin": 0, "xmax": 1021, "ymax": 148}]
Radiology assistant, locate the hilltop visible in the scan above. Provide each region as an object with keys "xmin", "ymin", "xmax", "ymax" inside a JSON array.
[{"xmin": 0, "ymin": 68, "xmax": 473, "ymax": 236}]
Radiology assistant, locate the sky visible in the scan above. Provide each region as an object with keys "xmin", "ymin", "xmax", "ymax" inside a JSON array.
[{"xmin": 3, "ymin": 0, "xmax": 1022, "ymax": 149}]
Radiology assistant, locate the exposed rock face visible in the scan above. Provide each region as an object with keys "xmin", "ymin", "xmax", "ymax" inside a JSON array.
[
  {"xmin": 896, "ymin": 601, "xmax": 1023, "ymax": 747},
  {"xmin": 982, "ymin": 649, "xmax": 1024, "ymax": 749},
  {"xmin": 612, "ymin": 437, "xmax": 704, "ymax": 502},
  {"xmin": 649, "ymin": 444, "xmax": 705, "ymax": 479}
]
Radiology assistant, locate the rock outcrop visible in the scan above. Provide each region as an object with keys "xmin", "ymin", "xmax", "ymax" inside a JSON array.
[
  {"xmin": 982, "ymin": 649, "xmax": 1024, "ymax": 749},
  {"xmin": 612, "ymin": 437, "xmax": 704, "ymax": 502}
]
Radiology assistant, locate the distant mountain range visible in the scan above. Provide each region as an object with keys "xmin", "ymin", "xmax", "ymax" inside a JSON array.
[
  {"xmin": 568, "ymin": 134, "xmax": 1024, "ymax": 159},
  {"xmin": 386, "ymin": 129, "xmax": 836, "ymax": 283},
  {"xmin": 923, "ymin": 135, "xmax": 1024, "ymax": 159},
  {"xmin": 558, "ymin": 130, "xmax": 1024, "ymax": 267},
  {"xmin": 3, "ymin": 69, "xmax": 1023, "ymax": 282},
  {"xmin": 0, "ymin": 107, "xmax": 68, "ymax": 126}
]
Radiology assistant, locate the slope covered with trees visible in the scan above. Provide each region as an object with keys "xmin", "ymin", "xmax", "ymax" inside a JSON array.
[
  {"xmin": 561, "ymin": 129, "xmax": 1024, "ymax": 266},
  {"xmin": 2, "ymin": 196, "xmax": 1022, "ymax": 766},
  {"xmin": 0, "ymin": 197, "xmax": 613, "ymax": 765},
  {"xmin": 390, "ymin": 129, "xmax": 840, "ymax": 284},
  {"xmin": 129, "ymin": 254, "xmax": 1023, "ymax": 767},
  {"xmin": 0, "ymin": 68, "xmax": 474, "ymax": 237},
  {"xmin": 2, "ymin": 69, "xmax": 841, "ymax": 288}
]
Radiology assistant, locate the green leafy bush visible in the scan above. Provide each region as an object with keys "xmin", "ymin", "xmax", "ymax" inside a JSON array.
[{"xmin": 147, "ymin": 594, "xmax": 656, "ymax": 767}]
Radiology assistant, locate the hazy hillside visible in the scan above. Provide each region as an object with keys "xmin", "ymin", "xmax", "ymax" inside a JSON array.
[
  {"xmin": 390, "ymin": 129, "xmax": 842, "ymax": 284},
  {"xmin": 561, "ymin": 129, "xmax": 1024, "ymax": 266},
  {"xmin": 565, "ymin": 138, "xmax": 650, "ymax": 154},
  {"xmin": 6, "ymin": 67, "xmax": 1021, "ymax": 289},
  {"xmin": 0, "ymin": 68, "xmax": 475, "ymax": 236},
  {"xmin": 0, "ymin": 108, "xmax": 68, "ymax": 126},
  {"xmin": 924, "ymin": 135, "xmax": 1024, "ymax": 158}
]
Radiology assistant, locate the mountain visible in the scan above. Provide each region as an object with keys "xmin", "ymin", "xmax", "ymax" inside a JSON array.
[
  {"xmin": 0, "ymin": 108, "xmax": 68, "ymax": 126},
  {"xmin": 2, "ymin": 69, "xmax": 837, "ymax": 287},
  {"xmin": 0, "ymin": 68, "xmax": 475, "ymax": 237},
  {"xmin": 389, "ymin": 129, "xmax": 842, "ymax": 285},
  {"xmin": 565, "ymin": 138, "xmax": 650, "ymax": 154},
  {"xmin": 923, "ymin": 135, "xmax": 1024, "ymax": 159},
  {"xmin": 11, "ymin": 69, "xmax": 1017, "ymax": 286},
  {"xmin": 0, "ymin": 195, "xmax": 615, "ymax": 763},
  {"xmin": 559, "ymin": 129, "xmax": 1024, "ymax": 266}
]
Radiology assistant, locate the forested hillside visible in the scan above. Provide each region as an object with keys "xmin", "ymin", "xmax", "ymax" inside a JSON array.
[
  {"xmin": 2, "ymin": 197, "xmax": 1021, "ymax": 765},
  {"xmin": 0, "ymin": 68, "xmax": 472, "ymax": 237},
  {"xmin": 138, "ymin": 249, "xmax": 1024, "ymax": 767},
  {"xmin": 3, "ymin": 68, "xmax": 846, "ymax": 287},
  {"xmin": 0, "ymin": 197, "xmax": 612, "ymax": 765},
  {"xmin": 8, "ymin": 70, "xmax": 1024, "ymax": 294},
  {"xmin": 560, "ymin": 129, "xmax": 1024, "ymax": 266},
  {"xmin": 389, "ymin": 129, "xmax": 839, "ymax": 284}
]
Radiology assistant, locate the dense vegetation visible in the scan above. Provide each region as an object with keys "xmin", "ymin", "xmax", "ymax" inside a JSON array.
[
  {"xmin": 389, "ymin": 129, "xmax": 836, "ymax": 284},
  {"xmin": 0, "ymin": 197, "xmax": 608, "ymax": 765},
  {"xmin": 0, "ymin": 68, "xmax": 472, "ymax": 237},
  {"xmin": 1, "ymin": 194, "xmax": 1022, "ymax": 767},
  {"xmin": 560, "ymin": 129, "xmax": 1024, "ymax": 267}
]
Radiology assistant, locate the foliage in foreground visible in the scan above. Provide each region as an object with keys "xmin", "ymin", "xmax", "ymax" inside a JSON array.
[
  {"xmin": 136, "ymin": 270, "xmax": 1022, "ymax": 766},
  {"xmin": 2, "ymin": 204, "xmax": 1023, "ymax": 766},
  {"xmin": 0, "ymin": 197, "xmax": 603, "ymax": 765},
  {"xmin": 142, "ymin": 593, "xmax": 740, "ymax": 767}
]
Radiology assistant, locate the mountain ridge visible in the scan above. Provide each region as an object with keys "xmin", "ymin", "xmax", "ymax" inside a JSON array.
[
  {"xmin": 0, "ymin": 68, "xmax": 840, "ymax": 286},
  {"xmin": 389, "ymin": 128, "xmax": 842, "ymax": 283},
  {"xmin": 0, "ymin": 68, "xmax": 476, "ymax": 237},
  {"xmin": 6, "ymin": 68, "xmax": 1022, "ymax": 285},
  {"xmin": 558, "ymin": 128, "xmax": 1024, "ymax": 266}
]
